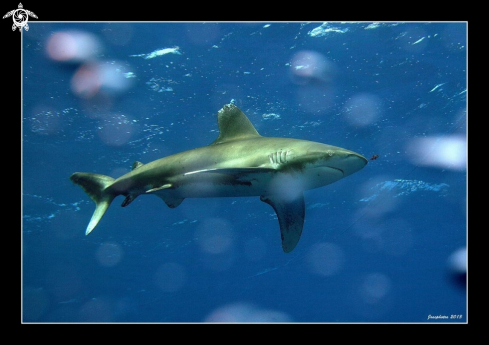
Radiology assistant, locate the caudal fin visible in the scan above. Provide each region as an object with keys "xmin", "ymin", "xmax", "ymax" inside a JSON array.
[{"xmin": 70, "ymin": 172, "xmax": 117, "ymax": 235}]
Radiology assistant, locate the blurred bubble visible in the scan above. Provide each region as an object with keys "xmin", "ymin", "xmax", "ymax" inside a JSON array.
[
  {"xmin": 406, "ymin": 135, "xmax": 466, "ymax": 171},
  {"xmin": 108, "ymin": 167, "xmax": 130, "ymax": 180},
  {"xmin": 347, "ymin": 272, "xmax": 394, "ymax": 319},
  {"xmin": 204, "ymin": 302, "xmax": 292, "ymax": 322},
  {"xmin": 295, "ymin": 84, "xmax": 336, "ymax": 114},
  {"xmin": 50, "ymin": 209, "xmax": 84, "ymax": 240},
  {"xmin": 343, "ymin": 93, "xmax": 382, "ymax": 127},
  {"xmin": 448, "ymin": 247, "xmax": 467, "ymax": 274},
  {"xmin": 71, "ymin": 60, "xmax": 134, "ymax": 99},
  {"xmin": 395, "ymin": 27, "xmax": 429, "ymax": 53},
  {"xmin": 137, "ymin": 143, "xmax": 173, "ymax": 164},
  {"xmin": 79, "ymin": 298, "xmax": 113, "ymax": 322},
  {"xmin": 453, "ymin": 109, "xmax": 467, "ymax": 135},
  {"xmin": 195, "ymin": 218, "xmax": 234, "ymax": 254},
  {"xmin": 289, "ymin": 50, "xmax": 337, "ymax": 115},
  {"xmin": 360, "ymin": 273, "xmax": 391, "ymax": 304},
  {"xmin": 102, "ymin": 23, "xmax": 134, "ymax": 46},
  {"xmin": 265, "ymin": 174, "xmax": 304, "ymax": 203},
  {"xmin": 185, "ymin": 23, "xmax": 220, "ymax": 45},
  {"xmin": 289, "ymin": 50, "xmax": 335, "ymax": 84},
  {"xmin": 46, "ymin": 264, "xmax": 83, "ymax": 303},
  {"xmin": 200, "ymin": 250, "xmax": 236, "ymax": 272},
  {"xmin": 180, "ymin": 199, "xmax": 221, "ymax": 222},
  {"xmin": 357, "ymin": 230, "xmax": 383, "ymax": 254},
  {"xmin": 352, "ymin": 218, "xmax": 382, "ymax": 245},
  {"xmin": 23, "ymin": 287, "xmax": 50, "ymax": 321},
  {"xmin": 28, "ymin": 106, "xmax": 62, "ymax": 135},
  {"xmin": 97, "ymin": 113, "xmax": 135, "ymax": 147},
  {"xmin": 356, "ymin": 175, "xmax": 401, "ymax": 218},
  {"xmin": 381, "ymin": 220, "xmax": 413, "ymax": 256},
  {"xmin": 79, "ymin": 93, "xmax": 115, "ymax": 119},
  {"xmin": 243, "ymin": 237, "xmax": 267, "ymax": 262},
  {"xmin": 95, "ymin": 241, "xmax": 123, "ymax": 267},
  {"xmin": 182, "ymin": 182, "xmax": 227, "ymax": 201},
  {"xmin": 154, "ymin": 262, "xmax": 187, "ymax": 293},
  {"xmin": 44, "ymin": 305, "xmax": 79, "ymax": 322},
  {"xmin": 46, "ymin": 30, "xmax": 103, "ymax": 63},
  {"xmin": 113, "ymin": 295, "xmax": 139, "ymax": 318},
  {"xmin": 307, "ymin": 242, "xmax": 344, "ymax": 276},
  {"xmin": 71, "ymin": 63, "xmax": 100, "ymax": 98},
  {"xmin": 441, "ymin": 24, "xmax": 466, "ymax": 52},
  {"xmin": 353, "ymin": 216, "xmax": 413, "ymax": 257},
  {"xmin": 447, "ymin": 247, "xmax": 466, "ymax": 288}
]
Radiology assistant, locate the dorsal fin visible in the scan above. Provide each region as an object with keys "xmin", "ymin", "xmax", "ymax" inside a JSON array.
[
  {"xmin": 210, "ymin": 104, "xmax": 261, "ymax": 145},
  {"xmin": 132, "ymin": 161, "xmax": 144, "ymax": 170}
]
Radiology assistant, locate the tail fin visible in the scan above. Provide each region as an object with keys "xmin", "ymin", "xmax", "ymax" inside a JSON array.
[{"xmin": 70, "ymin": 172, "xmax": 117, "ymax": 235}]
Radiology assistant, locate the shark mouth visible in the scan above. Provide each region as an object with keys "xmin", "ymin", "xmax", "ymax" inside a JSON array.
[{"xmin": 324, "ymin": 166, "xmax": 345, "ymax": 176}]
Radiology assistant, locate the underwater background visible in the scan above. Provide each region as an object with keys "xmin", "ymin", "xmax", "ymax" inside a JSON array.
[{"xmin": 22, "ymin": 22, "xmax": 467, "ymax": 323}]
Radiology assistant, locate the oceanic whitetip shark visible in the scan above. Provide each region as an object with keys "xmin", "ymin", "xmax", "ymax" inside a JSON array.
[{"xmin": 70, "ymin": 104, "xmax": 367, "ymax": 252}]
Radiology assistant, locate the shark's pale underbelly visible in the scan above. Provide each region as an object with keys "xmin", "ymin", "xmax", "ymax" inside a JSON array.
[
  {"xmin": 160, "ymin": 166, "xmax": 344, "ymax": 199},
  {"xmin": 167, "ymin": 172, "xmax": 274, "ymax": 198}
]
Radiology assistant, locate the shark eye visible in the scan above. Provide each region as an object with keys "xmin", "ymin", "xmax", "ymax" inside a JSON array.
[{"xmin": 326, "ymin": 150, "xmax": 334, "ymax": 157}]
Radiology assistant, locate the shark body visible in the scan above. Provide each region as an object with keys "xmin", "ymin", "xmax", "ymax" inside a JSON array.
[{"xmin": 71, "ymin": 104, "xmax": 367, "ymax": 252}]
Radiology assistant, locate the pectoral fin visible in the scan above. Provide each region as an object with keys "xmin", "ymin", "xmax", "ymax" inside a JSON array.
[{"xmin": 260, "ymin": 193, "xmax": 305, "ymax": 253}]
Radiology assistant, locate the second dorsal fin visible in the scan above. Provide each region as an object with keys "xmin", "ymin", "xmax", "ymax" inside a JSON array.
[{"xmin": 132, "ymin": 161, "xmax": 144, "ymax": 170}]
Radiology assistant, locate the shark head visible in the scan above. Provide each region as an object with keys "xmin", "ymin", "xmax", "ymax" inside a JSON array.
[
  {"xmin": 267, "ymin": 140, "xmax": 368, "ymax": 191},
  {"xmin": 304, "ymin": 145, "xmax": 369, "ymax": 178},
  {"xmin": 259, "ymin": 140, "xmax": 367, "ymax": 252}
]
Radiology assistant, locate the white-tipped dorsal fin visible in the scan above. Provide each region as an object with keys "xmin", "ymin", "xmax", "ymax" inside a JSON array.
[{"xmin": 210, "ymin": 104, "xmax": 261, "ymax": 145}]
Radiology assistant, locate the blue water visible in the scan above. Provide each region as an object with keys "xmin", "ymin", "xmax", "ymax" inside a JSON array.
[{"xmin": 22, "ymin": 22, "xmax": 467, "ymax": 323}]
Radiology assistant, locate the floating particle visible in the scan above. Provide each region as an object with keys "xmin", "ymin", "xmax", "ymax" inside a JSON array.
[{"xmin": 130, "ymin": 47, "xmax": 181, "ymax": 59}]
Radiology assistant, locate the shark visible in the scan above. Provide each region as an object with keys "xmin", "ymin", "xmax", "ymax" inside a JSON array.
[{"xmin": 70, "ymin": 103, "xmax": 368, "ymax": 253}]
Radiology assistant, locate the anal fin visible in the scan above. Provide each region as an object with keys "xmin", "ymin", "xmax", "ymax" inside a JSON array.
[
  {"xmin": 260, "ymin": 192, "xmax": 305, "ymax": 253},
  {"xmin": 121, "ymin": 194, "xmax": 137, "ymax": 207}
]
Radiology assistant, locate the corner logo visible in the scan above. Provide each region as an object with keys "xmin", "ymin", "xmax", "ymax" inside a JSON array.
[{"xmin": 3, "ymin": 3, "xmax": 37, "ymax": 32}]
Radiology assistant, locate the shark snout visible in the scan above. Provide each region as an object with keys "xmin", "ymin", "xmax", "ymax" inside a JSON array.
[{"xmin": 341, "ymin": 152, "xmax": 368, "ymax": 176}]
